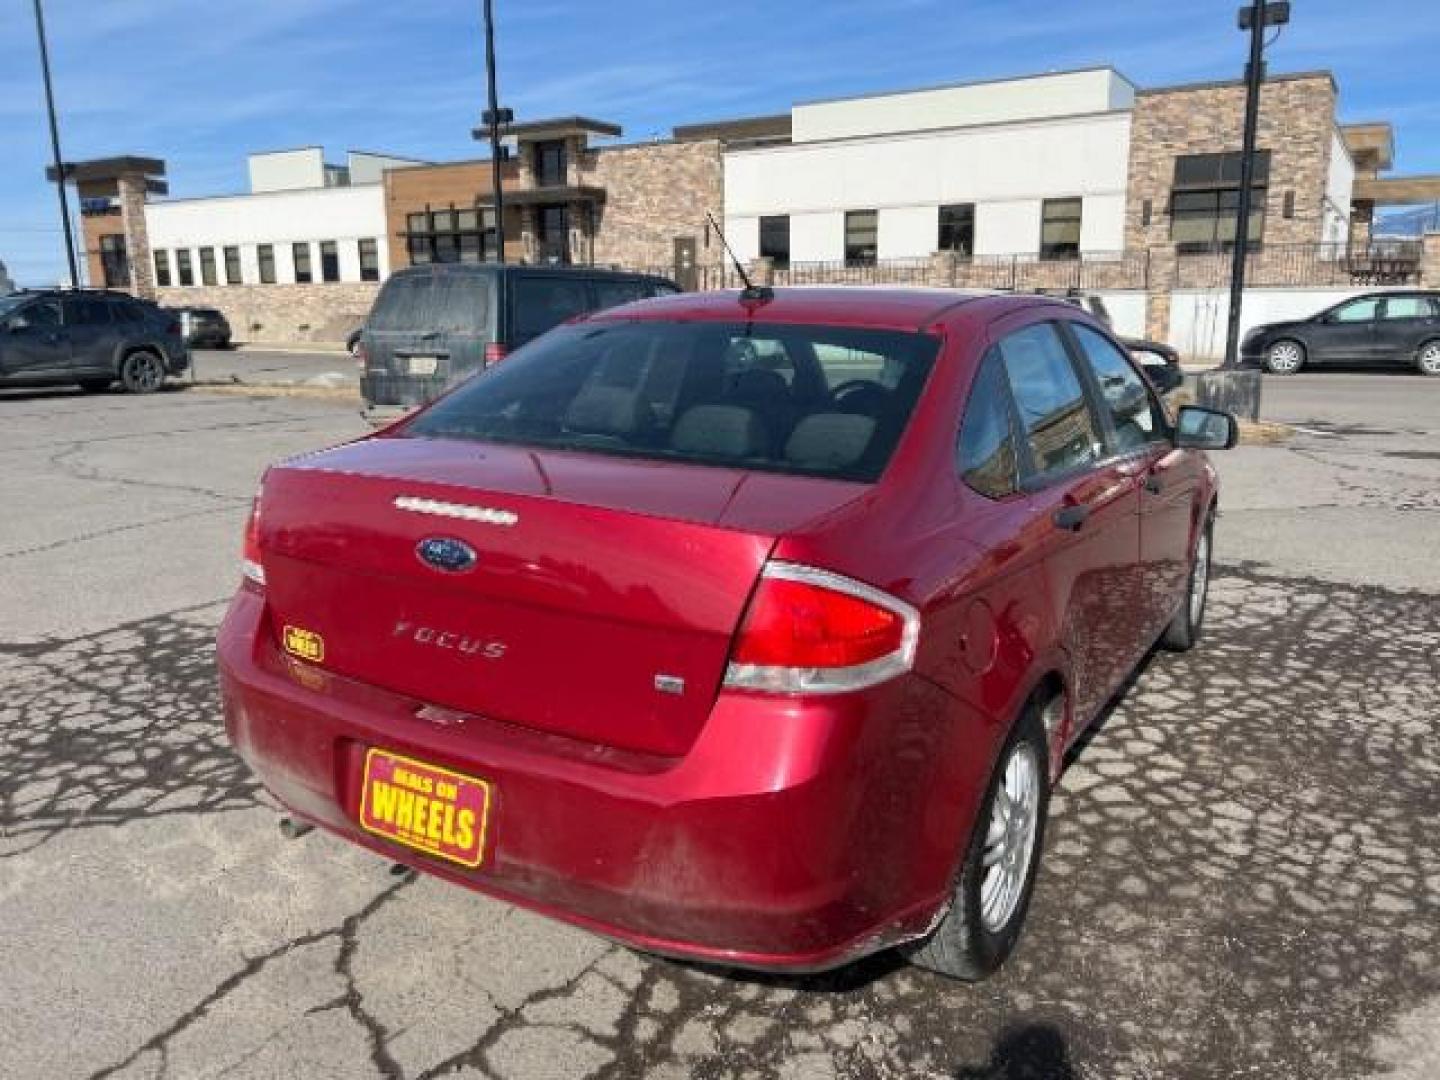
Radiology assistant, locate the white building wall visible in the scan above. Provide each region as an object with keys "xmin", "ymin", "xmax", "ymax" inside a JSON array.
[
  {"xmin": 145, "ymin": 185, "xmax": 388, "ymax": 286},
  {"xmin": 791, "ymin": 212, "xmax": 846, "ymax": 263},
  {"xmin": 1323, "ymin": 129, "xmax": 1356, "ymax": 246},
  {"xmin": 248, "ymin": 148, "xmax": 327, "ymax": 193},
  {"xmin": 724, "ymin": 110, "xmax": 1132, "ymax": 261},
  {"xmin": 792, "ymin": 69, "xmax": 1136, "ymax": 143}
]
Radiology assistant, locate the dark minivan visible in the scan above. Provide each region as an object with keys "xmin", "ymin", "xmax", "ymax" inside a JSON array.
[{"xmin": 358, "ymin": 264, "xmax": 679, "ymax": 420}]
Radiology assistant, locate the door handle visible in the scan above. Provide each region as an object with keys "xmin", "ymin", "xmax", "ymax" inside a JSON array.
[{"xmin": 1053, "ymin": 504, "xmax": 1092, "ymax": 532}]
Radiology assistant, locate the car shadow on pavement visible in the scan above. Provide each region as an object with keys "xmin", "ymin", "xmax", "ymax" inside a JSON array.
[{"xmin": 953, "ymin": 1024, "xmax": 1078, "ymax": 1080}]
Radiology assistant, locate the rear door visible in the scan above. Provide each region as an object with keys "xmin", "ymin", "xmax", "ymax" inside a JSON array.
[
  {"xmin": 1377, "ymin": 295, "xmax": 1440, "ymax": 366},
  {"xmin": 508, "ymin": 273, "xmax": 592, "ymax": 350},
  {"xmin": 1312, "ymin": 296, "xmax": 1381, "ymax": 363},
  {"xmin": 62, "ymin": 297, "xmax": 121, "ymax": 373},
  {"xmin": 994, "ymin": 319, "xmax": 1142, "ymax": 728}
]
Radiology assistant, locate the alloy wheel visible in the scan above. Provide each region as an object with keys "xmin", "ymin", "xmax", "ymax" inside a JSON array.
[
  {"xmin": 1420, "ymin": 343, "xmax": 1440, "ymax": 376},
  {"xmin": 1190, "ymin": 530, "xmax": 1211, "ymax": 626},
  {"xmin": 1266, "ymin": 341, "xmax": 1303, "ymax": 374},
  {"xmin": 126, "ymin": 352, "xmax": 164, "ymax": 393},
  {"xmin": 979, "ymin": 742, "xmax": 1042, "ymax": 933}
]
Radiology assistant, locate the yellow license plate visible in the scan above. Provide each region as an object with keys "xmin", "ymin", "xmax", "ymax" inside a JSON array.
[{"xmin": 358, "ymin": 748, "xmax": 492, "ymax": 868}]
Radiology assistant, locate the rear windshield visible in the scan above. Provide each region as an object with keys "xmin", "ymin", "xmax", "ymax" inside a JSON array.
[
  {"xmin": 371, "ymin": 272, "xmax": 492, "ymax": 333},
  {"xmin": 406, "ymin": 321, "xmax": 939, "ymax": 482}
]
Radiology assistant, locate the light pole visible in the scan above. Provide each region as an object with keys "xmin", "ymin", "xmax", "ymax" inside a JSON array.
[
  {"xmin": 31, "ymin": 0, "xmax": 80, "ymax": 287},
  {"xmin": 1222, "ymin": 0, "xmax": 1290, "ymax": 368},
  {"xmin": 480, "ymin": 0, "xmax": 509, "ymax": 264}
]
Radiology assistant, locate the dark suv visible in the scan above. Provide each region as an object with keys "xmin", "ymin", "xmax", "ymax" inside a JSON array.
[
  {"xmin": 0, "ymin": 290, "xmax": 189, "ymax": 393},
  {"xmin": 358, "ymin": 264, "xmax": 679, "ymax": 421}
]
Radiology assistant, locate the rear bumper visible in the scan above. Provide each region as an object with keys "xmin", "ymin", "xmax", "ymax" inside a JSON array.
[
  {"xmin": 165, "ymin": 348, "xmax": 191, "ymax": 375},
  {"xmin": 217, "ymin": 589, "xmax": 980, "ymax": 971}
]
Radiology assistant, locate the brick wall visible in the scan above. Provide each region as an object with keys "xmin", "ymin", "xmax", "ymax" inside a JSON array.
[
  {"xmin": 580, "ymin": 139, "xmax": 723, "ymax": 269},
  {"xmin": 155, "ymin": 283, "xmax": 380, "ymax": 345},
  {"xmin": 1125, "ymin": 74, "xmax": 1338, "ymax": 252}
]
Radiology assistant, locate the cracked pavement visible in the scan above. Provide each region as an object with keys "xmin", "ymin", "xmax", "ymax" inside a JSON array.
[{"xmin": 2, "ymin": 375, "xmax": 1438, "ymax": 1079}]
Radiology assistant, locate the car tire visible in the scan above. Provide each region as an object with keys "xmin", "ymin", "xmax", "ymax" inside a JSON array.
[
  {"xmin": 119, "ymin": 349, "xmax": 166, "ymax": 394},
  {"xmin": 77, "ymin": 379, "xmax": 113, "ymax": 393},
  {"xmin": 1263, "ymin": 339, "xmax": 1305, "ymax": 375},
  {"xmin": 1416, "ymin": 339, "xmax": 1440, "ymax": 377},
  {"xmin": 906, "ymin": 699, "xmax": 1050, "ymax": 982},
  {"xmin": 1161, "ymin": 514, "xmax": 1214, "ymax": 652}
]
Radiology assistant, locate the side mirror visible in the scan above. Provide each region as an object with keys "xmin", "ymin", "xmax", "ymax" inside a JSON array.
[{"xmin": 1175, "ymin": 405, "xmax": 1238, "ymax": 450}]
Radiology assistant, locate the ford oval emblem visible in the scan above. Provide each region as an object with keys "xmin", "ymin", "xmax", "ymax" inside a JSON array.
[{"xmin": 417, "ymin": 536, "xmax": 478, "ymax": 573}]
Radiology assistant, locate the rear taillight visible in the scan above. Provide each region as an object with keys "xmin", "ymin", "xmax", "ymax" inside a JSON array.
[
  {"xmin": 484, "ymin": 342, "xmax": 508, "ymax": 366},
  {"xmin": 241, "ymin": 497, "xmax": 265, "ymax": 588},
  {"xmin": 724, "ymin": 563, "xmax": 919, "ymax": 695}
]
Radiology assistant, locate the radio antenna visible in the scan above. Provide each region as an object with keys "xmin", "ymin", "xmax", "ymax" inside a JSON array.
[{"xmin": 706, "ymin": 211, "xmax": 772, "ymax": 301}]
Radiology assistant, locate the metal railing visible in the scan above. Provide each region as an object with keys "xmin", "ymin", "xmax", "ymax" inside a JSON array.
[{"xmin": 1173, "ymin": 240, "xmax": 1424, "ymax": 289}]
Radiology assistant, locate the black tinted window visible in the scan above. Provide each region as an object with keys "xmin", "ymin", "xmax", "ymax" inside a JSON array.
[
  {"xmin": 591, "ymin": 280, "xmax": 650, "ymax": 310},
  {"xmin": 370, "ymin": 272, "xmax": 492, "ymax": 333},
  {"xmin": 959, "ymin": 351, "xmax": 1019, "ymax": 499},
  {"xmin": 513, "ymin": 277, "xmax": 591, "ymax": 341},
  {"xmin": 1070, "ymin": 324, "xmax": 1167, "ymax": 452},
  {"xmin": 408, "ymin": 321, "xmax": 939, "ymax": 483},
  {"xmin": 63, "ymin": 298, "xmax": 112, "ymax": 325},
  {"xmin": 15, "ymin": 299, "xmax": 61, "ymax": 328},
  {"xmin": 997, "ymin": 322, "xmax": 1102, "ymax": 480}
]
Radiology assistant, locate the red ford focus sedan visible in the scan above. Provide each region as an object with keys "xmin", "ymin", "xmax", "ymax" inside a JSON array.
[{"xmin": 218, "ymin": 288, "xmax": 1235, "ymax": 980}]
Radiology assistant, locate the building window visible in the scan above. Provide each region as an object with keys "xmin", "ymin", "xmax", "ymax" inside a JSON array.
[
  {"xmin": 759, "ymin": 215, "xmax": 789, "ymax": 266},
  {"xmin": 1040, "ymin": 198, "xmax": 1083, "ymax": 259},
  {"xmin": 153, "ymin": 249, "xmax": 171, "ymax": 288},
  {"xmin": 320, "ymin": 241, "xmax": 340, "ymax": 282},
  {"xmin": 99, "ymin": 234, "xmax": 129, "ymax": 287},
  {"xmin": 176, "ymin": 249, "xmax": 194, "ymax": 287},
  {"xmin": 257, "ymin": 244, "xmax": 276, "ymax": 284},
  {"xmin": 938, "ymin": 204, "xmax": 975, "ymax": 257},
  {"xmin": 534, "ymin": 139, "xmax": 567, "ymax": 187},
  {"xmin": 199, "ymin": 247, "xmax": 217, "ymax": 286},
  {"xmin": 358, "ymin": 239, "xmax": 379, "ymax": 281},
  {"xmin": 537, "ymin": 205, "xmax": 570, "ymax": 264},
  {"xmin": 405, "ymin": 207, "xmax": 498, "ymax": 266},
  {"xmin": 844, "ymin": 210, "xmax": 878, "ymax": 267},
  {"xmin": 223, "ymin": 246, "xmax": 241, "ymax": 284},
  {"xmin": 293, "ymin": 242, "xmax": 313, "ymax": 283},
  {"xmin": 1169, "ymin": 151, "xmax": 1269, "ymax": 252}
]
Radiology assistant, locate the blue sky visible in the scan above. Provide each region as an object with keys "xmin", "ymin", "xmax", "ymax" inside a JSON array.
[{"xmin": 1, "ymin": 0, "xmax": 1437, "ymax": 285}]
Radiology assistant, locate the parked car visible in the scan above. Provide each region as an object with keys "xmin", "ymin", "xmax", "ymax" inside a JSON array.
[
  {"xmin": 219, "ymin": 288, "xmax": 1235, "ymax": 981},
  {"xmin": 1060, "ymin": 292, "xmax": 1185, "ymax": 393},
  {"xmin": 1242, "ymin": 290, "xmax": 1440, "ymax": 375},
  {"xmin": 356, "ymin": 263, "xmax": 681, "ymax": 423},
  {"xmin": 0, "ymin": 289, "xmax": 188, "ymax": 393},
  {"xmin": 169, "ymin": 306, "xmax": 232, "ymax": 349}
]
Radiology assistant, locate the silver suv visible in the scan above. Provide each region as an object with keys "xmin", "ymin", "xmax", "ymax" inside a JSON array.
[{"xmin": 0, "ymin": 290, "xmax": 190, "ymax": 394}]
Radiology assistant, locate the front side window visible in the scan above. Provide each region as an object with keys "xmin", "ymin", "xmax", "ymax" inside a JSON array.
[
  {"xmin": 358, "ymin": 239, "xmax": 380, "ymax": 282},
  {"xmin": 844, "ymin": 210, "xmax": 877, "ymax": 267},
  {"xmin": 1069, "ymin": 323, "xmax": 1167, "ymax": 453},
  {"xmin": 407, "ymin": 321, "xmax": 940, "ymax": 484},
  {"xmin": 760, "ymin": 215, "xmax": 790, "ymax": 267},
  {"xmin": 320, "ymin": 241, "xmax": 340, "ymax": 283},
  {"xmin": 958, "ymin": 350, "xmax": 1019, "ymax": 499},
  {"xmin": 293, "ymin": 243, "xmax": 313, "ymax": 283},
  {"xmin": 997, "ymin": 322, "xmax": 1102, "ymax": 480},
  {"xmin": 1040, "ymin": 199, "xmax": 1083, "ymax": 260},
  {"xmin": 199, "ymin": 247, "xmax": 217, "ymax": 286},
  {"xmin": 224, "ymin": 245, "xmax": 242, "ymax": 285},
  {"xmin": 176, "ymin": 249, "xmax": 194, "ymax": 287},
  {"xmin": 939, "ymin": 204, "xmax": 975, "ymax": 257},
  {"xmin": 153, "ymin": 250, "xmax": 171, "ymax": 288},
  {"xmin": 512, "ymin": 277, "xmax": 590, "ymax": 341},
  {"xmin": 257, "ymin": 244, "xmax": 276, "ymax": 284},
  {"xmin": 12, "ymin": 298, "xmax": 61, "ymax": 328},
  {"xmin": 1332, "ymin": 297, "xmax": 1379, "ymax": 323}
]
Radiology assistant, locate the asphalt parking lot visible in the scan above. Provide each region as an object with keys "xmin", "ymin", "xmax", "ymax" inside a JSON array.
[{"xmin": 2, "ymin": 373, "xmax": 1437, "ymax": 1079}]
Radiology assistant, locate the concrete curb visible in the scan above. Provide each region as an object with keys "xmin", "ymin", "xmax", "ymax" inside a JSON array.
[{"xmin": 230, "ymin": 342, "xmax": 349, "ymax": 356}]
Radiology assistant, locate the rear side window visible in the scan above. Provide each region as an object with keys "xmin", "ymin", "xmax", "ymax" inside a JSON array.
[
  {"xmin": 512, "ymin": 277, "xmax": 591, "ymax": 342},
  {"xmin": 1381, "ymin": 296, "xmax": 1436, "ymax": 320},
  {"xmin": 1068, "ymin": 323, "xmax": 1168, "ymax": 452},
  {"xmin": 591, "ymin": 280, "xmax": 651, "ymax": 310},
  {"xmin": 407, "ymin": 321, "xmax": 940, "ymax": 483},
  {"xmin": 63, "ymin": 298, "xmax": 112, "ymax": 326},
  {"xmin": 958, "ymin": 351, "xmax": 1020, "ymax": 499},
  {"xmin": 370, "ymin": 273, "xmax": 492, "ymax": 333},
  {"xmin": 996, "ymin": 322, "xmax": 1102, "ymax": 481}
]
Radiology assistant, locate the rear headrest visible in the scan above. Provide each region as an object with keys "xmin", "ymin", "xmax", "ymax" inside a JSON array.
[
  {"xmin": 670, "ymin": 405, "xmax": 769, "ymax": 459},
  {"xmin": 785, "ymin": 413, "xmax": 876, "ymax": 470},
  {"xmin": 564, "ymin": 385, "xmax": 649, "ymax": 437}
]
